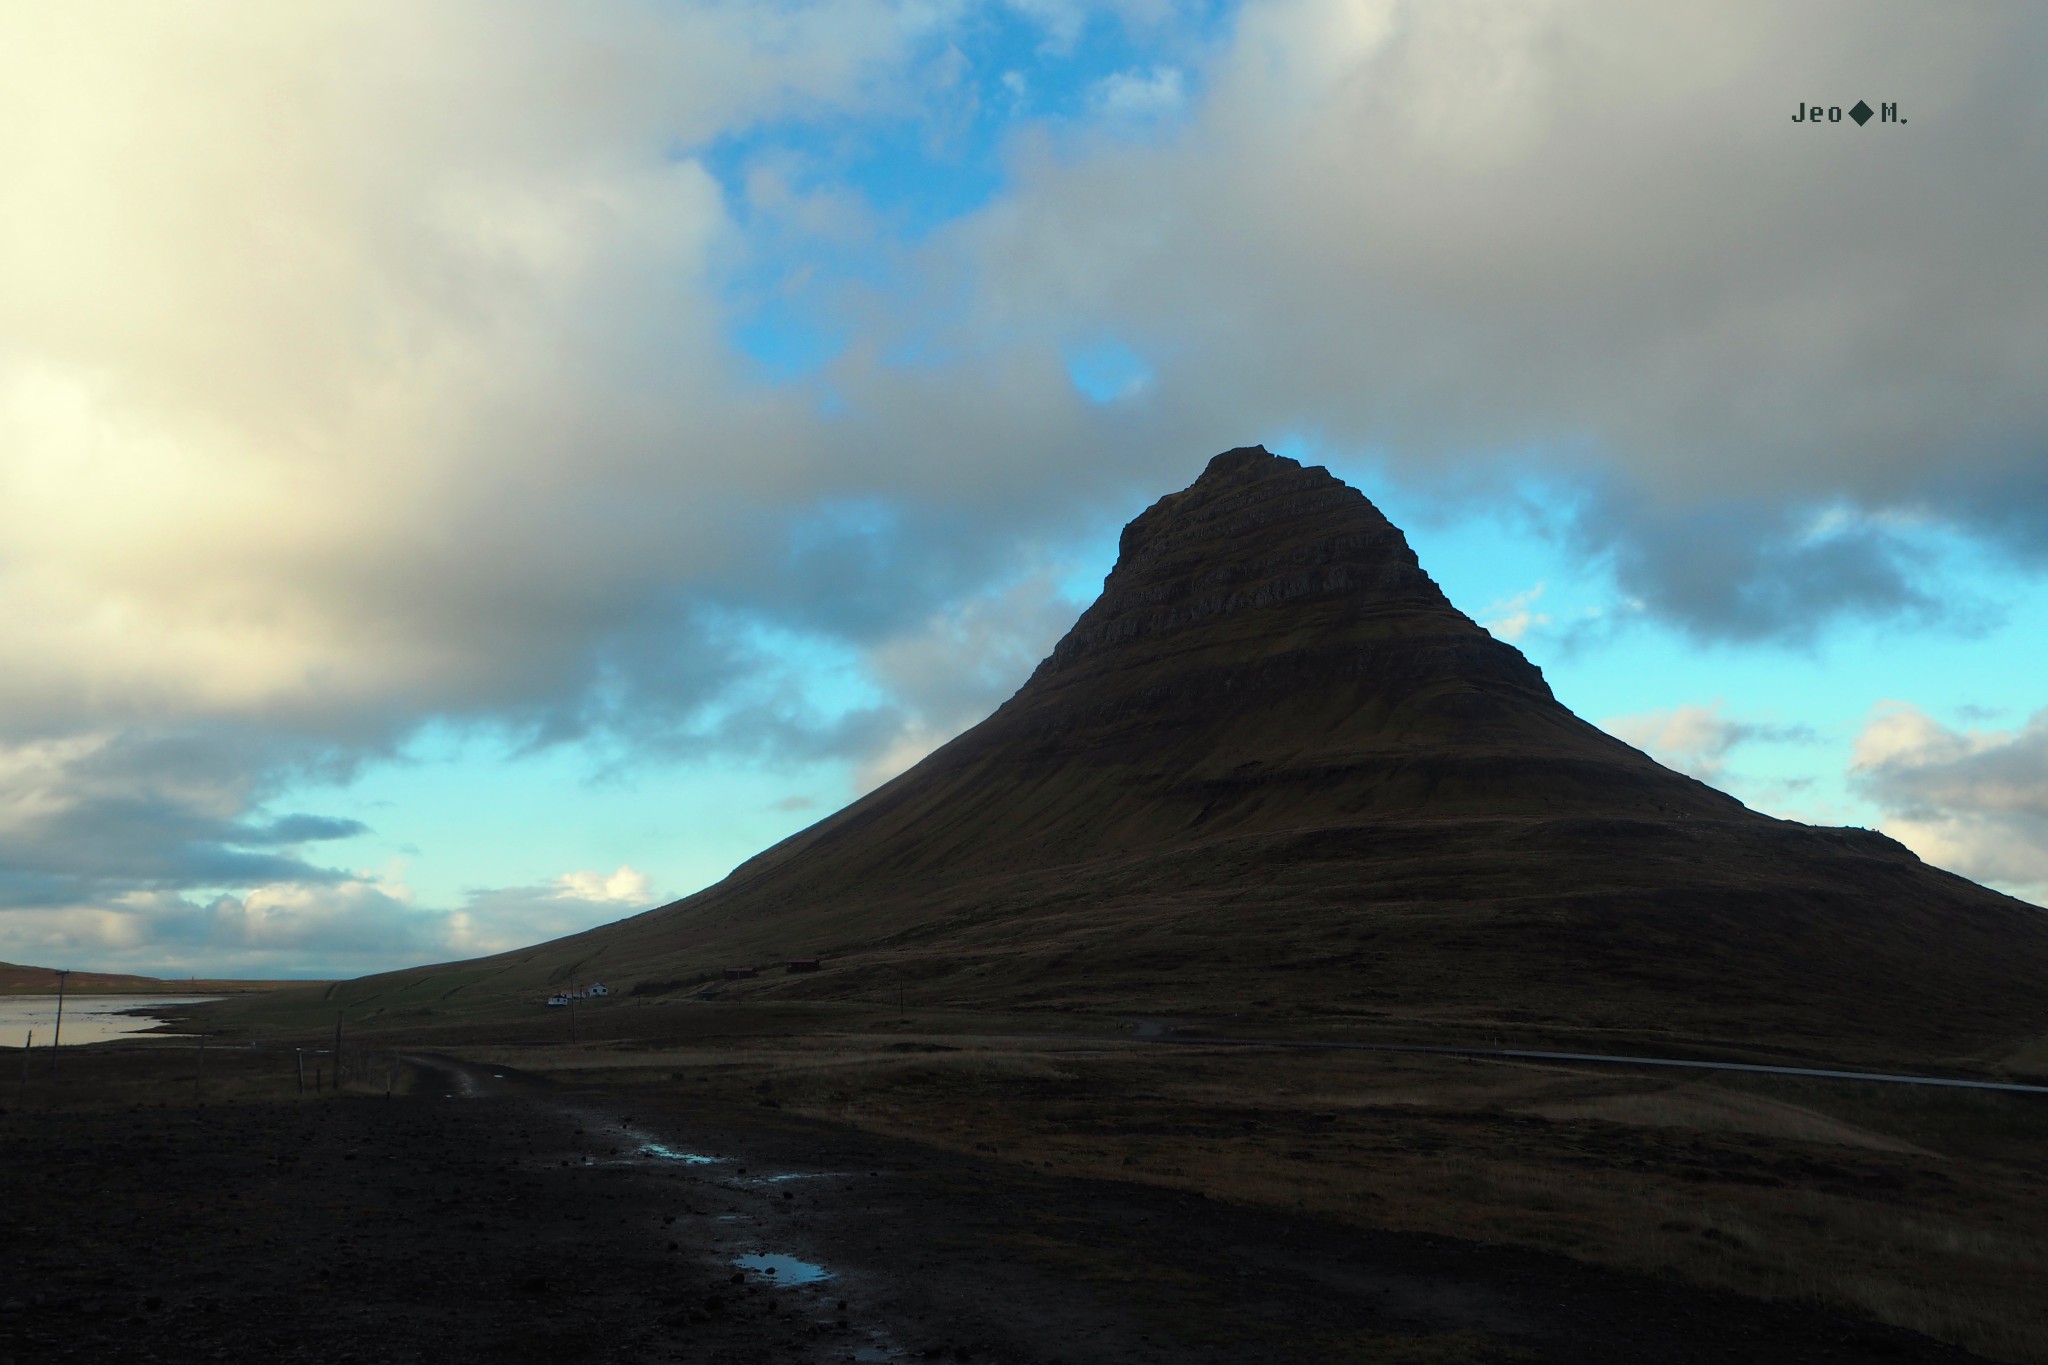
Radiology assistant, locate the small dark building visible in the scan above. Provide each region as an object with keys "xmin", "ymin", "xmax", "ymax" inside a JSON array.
[
  {"xmin": 722, "ymin": 966, "xmax": 759, "ymax": 980},
  {"xmin": 785, "ymin": 958, "xmax": 821, "ymax": 974}
]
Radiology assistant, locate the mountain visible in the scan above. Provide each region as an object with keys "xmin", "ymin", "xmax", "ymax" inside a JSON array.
[
  {"xmin": 0, "ymin": 961, "xmax": 309, "ymax": 995},
  {"xmin": 311, "ymin": 447, "xmax": 2048, "ymax": 1064}
]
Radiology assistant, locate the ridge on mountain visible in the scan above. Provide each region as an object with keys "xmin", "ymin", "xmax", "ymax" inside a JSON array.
[{"xmin": 301, "ymin": 447, "xmax": 2048, "ymax": 1066}]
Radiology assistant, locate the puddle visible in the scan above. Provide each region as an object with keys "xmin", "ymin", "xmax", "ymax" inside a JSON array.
[
  {"xmin": 733, "ymin": 1253, "xmax": 832, "ymax": 1286},
  {"xmin": 760, "ymin": 1172, "xmax": 832, "ymax": 1183},
  {"xmin": 642, "ymin": 1143, "xmax": 722, "ymax": 1165}
]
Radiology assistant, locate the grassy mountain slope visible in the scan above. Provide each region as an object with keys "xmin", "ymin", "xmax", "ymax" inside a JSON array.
[{"xmin": 231, "ymin": 448, "xmax": 2048, "ymax": 1067}]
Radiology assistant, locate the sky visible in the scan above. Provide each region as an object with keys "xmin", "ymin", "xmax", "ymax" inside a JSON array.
[{"xmin": 1, "ymin": 0, "xmax": 2044, "ymax": 980}]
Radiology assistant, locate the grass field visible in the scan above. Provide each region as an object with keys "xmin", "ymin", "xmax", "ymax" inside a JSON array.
[{"xmin": 162, "ymin": 992, "xmax": 2047, "ymax": 1364}]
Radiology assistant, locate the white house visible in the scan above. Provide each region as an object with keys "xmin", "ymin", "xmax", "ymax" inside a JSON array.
[{"xmin": 586, "ymin": 982, "xmax": 609, "ymax": 997}]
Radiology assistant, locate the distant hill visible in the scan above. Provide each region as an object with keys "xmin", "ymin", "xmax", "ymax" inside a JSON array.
[
  {"xmin": 282, "ymin": 446, "xmax": 2048, "ymax": 1066},
  {"xmin": 0, "ymin": 961, "xmax": 313, "ymax": 996}
]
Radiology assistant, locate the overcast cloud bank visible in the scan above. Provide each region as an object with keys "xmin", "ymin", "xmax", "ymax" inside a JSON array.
[
  {"xmin": 1853, "ymin": 705, "xmax": 2048, "ymax": 905},
  {"xmin": 3, "ymin": 0, "xmax": 2044, "ymax": 971}
]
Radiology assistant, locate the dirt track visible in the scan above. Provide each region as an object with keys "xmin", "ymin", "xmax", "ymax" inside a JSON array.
[{"xmin": 0, "ymin": 1047, "xmax": 1996, "ymax": 1364}]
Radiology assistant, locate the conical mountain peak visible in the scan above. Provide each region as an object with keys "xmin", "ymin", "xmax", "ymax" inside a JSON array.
[
  {"xmin": 1041, "ymin": 445, "xmax": 1470, "ymax": 681},
  {"xmin": 726, "ymin": 445, "xmax": 1740, "ymax": 894},
  {"xmin": 330, "ymin": 442, "xmax": 2048, "ymax": 1066}
]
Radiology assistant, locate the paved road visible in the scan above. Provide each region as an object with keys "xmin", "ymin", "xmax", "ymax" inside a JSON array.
[{"xmin": 1155, "ymin": 1033, "xmax": 2048, "ymax": 1095}]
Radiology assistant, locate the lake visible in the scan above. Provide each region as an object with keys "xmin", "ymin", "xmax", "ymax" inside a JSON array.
[{"xmin": 0, "ymin": 995, "xmax": 222, "ymax": 1047}]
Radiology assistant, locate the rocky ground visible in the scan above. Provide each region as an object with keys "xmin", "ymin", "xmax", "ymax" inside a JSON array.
[{"xmin": 0, "ymin": 1044, "xmax": 1998, "ymax": 1365}]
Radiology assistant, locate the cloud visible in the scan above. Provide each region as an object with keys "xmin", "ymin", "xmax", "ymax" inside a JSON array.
[
  {"xmin": 0, "ymin": 0, "xmax": 982, "ymax": 751},
  {"xmin": 1089, "ymin": 66, "xmax": 1186, "ymax": 120},
  {"xmin": 550, "ymin": 864, "xmax": 652, "ymax": 905},
  {"xmin": 0, "ymin": 730, "xmax": 370, "ymax": 911},
  {"xmin": 6, "ymin": 0, "xmax": 2048, "ymax": 972},
  {"xmin": 0, "ymin": 863, "xmax": 660, "ymax": 978},
  {"xmin": 0, "ymin": 0, "xmax": 1067, "ymax": 970},
  {"xmin": 441, "ymin": 871, "xmax": 660, "ymax": 961},
  {"xmin": 1003, "ymin": 0, "xmax": 1090, "ymax": 54},
  {"xmin": 11, "ymin": 0, "xmax": 2038, "ymax": 753},
  {"xmin": 934, "ymin": 0, "xmax": 2048, "ymax": 637},
  {"xmin": 237, "ymin": 815, "xmax": 374, "ymax": 847},
  {"xmin": 1481, "ymin": 583, "xmax": 1550, "ymax": 641},
  {"xmin": 853, "ymin": 568, "xmax": 1083, "ymax": 788},
  {"xmin": 1562, "ymin": 492, "xmax": 1966, "ymax": 643},
  {"xmin": 1601, "ymin": 700, "xmax": 1814, "ymax": 782},
  {"xmin": 1850, "ymin": 703, "xmax": 2048, "ymax": 903}
]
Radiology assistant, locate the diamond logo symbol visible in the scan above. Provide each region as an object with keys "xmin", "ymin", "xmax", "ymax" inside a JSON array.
[{"xmin": 1850, "ymin": 100, "xmax": 1874, "ymax": 126}]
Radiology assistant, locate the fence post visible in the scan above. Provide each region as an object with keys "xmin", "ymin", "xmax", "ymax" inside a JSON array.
[
  {"xmin": 50, "ymin": 969, "xmax": 68, "ymax": 1078},
  {"xmin": 296, "ymin": 1048, "xmax": 305, "ymax": 1095},
  {"xmin": 19, "ymin": 1028, "xmax": 30, "ymax": 1086}
]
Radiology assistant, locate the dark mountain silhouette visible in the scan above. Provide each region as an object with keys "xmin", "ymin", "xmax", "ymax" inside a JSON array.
[{"xmin": 314, "ymin": 448, "xmax": 2048, "ymax": 1064}]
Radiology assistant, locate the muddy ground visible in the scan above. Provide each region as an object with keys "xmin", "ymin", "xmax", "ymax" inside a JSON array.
[{"xmin": 0, "ymin": 1044, "xmax": 1995, "ymax": 1365}]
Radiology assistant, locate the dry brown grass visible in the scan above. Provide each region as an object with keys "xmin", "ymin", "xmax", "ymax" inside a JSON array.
[
  {"xmin": 1, "ymin": 1038, "xmax": 408, "ymax": 1111},
  {"xmin": 1520, "ymin": 1083, "xmax": 1941, "ymax": 1155},
  {"xmin": 487, "ymin": 1029, "xmax": 2048, "ymax": 1363}
]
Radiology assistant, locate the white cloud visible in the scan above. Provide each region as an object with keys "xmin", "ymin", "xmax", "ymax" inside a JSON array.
[
  {"xmin": 1090, "ymin": 65, "xmax": 1186, "ymax": 119},
  {"xmin": 853, "ymin": 568, "xmax": 1082, "ymax": 789},
  {"xmin": 1603, "ymin": 703, "xmax": 1744, "ymax": 781},
  {"xmin": 6, "ymin": 0, "xmax": 2035, "ymax": 693},
  {"xmin": 1004, "ymin": 0, "xmax": 1090, "ymax": 54},
  {"xmin": 440, "ymin": 873, "xmax": 655, "ymax": 959},
  {"xmin": 6, "ymin": 0, "xmax": 2048, "ymax": 973},
  {"xmin": 0, "ymin": 862, "xmax": 660, "ymax": 977},
  {"xmin": 551, "ymin": 864, "xmax": 652, "ymax": 905},
  {"xmin": 207, "ymin": 880, "xmax": 420, "ymax": 952},
  {"xmin": 1481, "ymin": 583, "xmax": 1550, "ymax": 641},
  {"xmin": 945, "ymin": 0, "xmax": 2048, "ymax": 621},
  {"xmin": 0, "ymin": 0, "xmax": 1015, "ymax": 970},
  {"xmin": 0, "ymin": 0, "xmax": 950, "ymax": 742},
  {"xmin": 1850, "ymin": 702, "xmax": 2048, "ymax": 903},
  {"xmin": 1601, "ymin": 700, "xmax": 1811, "ymax": 783}
]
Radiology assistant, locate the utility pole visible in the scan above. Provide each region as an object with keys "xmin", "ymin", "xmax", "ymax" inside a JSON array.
[
  {"xmin": 50, "ymin": 969, "xmax": 68, "ymax": 1078},
  {"xmin": 332, "ymin": 1013, "xmax": 344, "ymax": 1089},
  {"xmin": 19, "ymin": 1029, "xmax": 30, "ymax": 1086}
]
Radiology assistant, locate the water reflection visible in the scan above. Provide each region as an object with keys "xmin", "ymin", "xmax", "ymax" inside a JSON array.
[
  {"xmin": 732, "ymin": 1253, "xmax": 833, "ymax": 1285},
  {"xmin": 0, "ymin": 996, "xmax": 220, "ymax": 1047}
]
